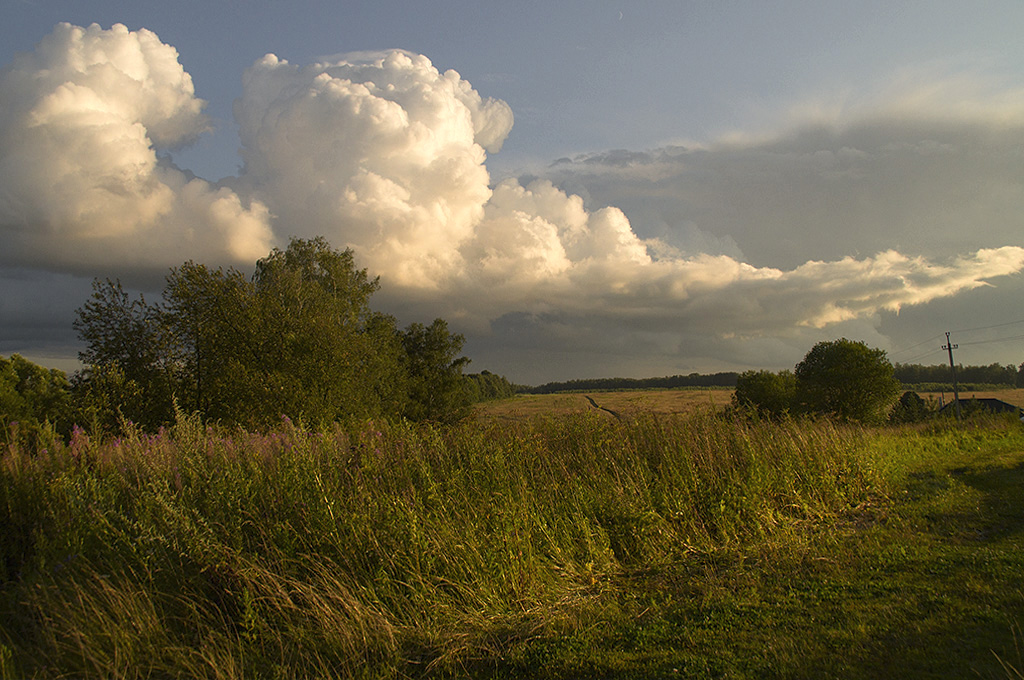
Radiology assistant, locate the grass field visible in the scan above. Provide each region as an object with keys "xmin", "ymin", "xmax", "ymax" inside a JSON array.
[
  {"xmin": 506, "ymin": 420, "xmax": 1024, "ymax": 678},
  {"xmin": 918, "ymin": 387, "xmax": 1024, "ymax": 409},
  {"xmin": 474, "ymin": 388, "xmax": 735, "ymax": 422},
  {"xmin": 475, "ymin": 387, "xmax": 1024, "ymax": 423},
  {"xmin": 2, "ymin": 400, "xmax": 1024, "ymax": 678}
]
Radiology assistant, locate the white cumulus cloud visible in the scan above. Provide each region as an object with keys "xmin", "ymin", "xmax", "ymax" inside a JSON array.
[
  {"xmin": 2, "ymin": 24, "xmax": 1023, "ymax": 381},
  {"xmin": 232, "ymin": 50, "xmax": 513, "ymax": 287},
  {"xmin": 0, "ymin": 23, "xmax": 273, "ymax": 273}
]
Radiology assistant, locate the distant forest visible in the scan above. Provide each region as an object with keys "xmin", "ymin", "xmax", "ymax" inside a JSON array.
[
  {"xmin": 892, "ymin": 362, "xmax": 1020, "ymax": 387},
  {"xmin": 521, "ymin": 372, "xmax": 741, "ymax": 394},
  {"xmin": 521, "ymin": 362, "xmax": 1023, "ymax": 394}
]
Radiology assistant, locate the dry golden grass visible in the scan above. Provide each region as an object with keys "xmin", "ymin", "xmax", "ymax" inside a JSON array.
[
  {"xmin": 472, "ymin": 388, "xmax": 734, "ymax": 424},
  {"xmin": 474, "ymin": 387, "xmax": 1024, "ymax": 424},
  {"xmin": 916, "ymin": 387, "xmax": 1024, "ymax": 408},
  {"xmin": 921, "ymin": 387, "xmax": 1024, "ymax": 403}
]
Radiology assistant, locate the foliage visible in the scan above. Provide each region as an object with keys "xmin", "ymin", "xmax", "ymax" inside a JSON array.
[
  {"xmin": 795, "ymin": 338, "xmax": 902, "ymax": 423},
  {"xmin": 69, "ymin": 363, "xmax": 150, "ymax": 434},
  {"xmin": 251, "ymin": 237, "xmax": 409, "ymax": 424},
  {"xmin": 72, "ymin": 279, "xmax": 175, "ymax": 428},
  {"xmin": 895, "ymin": 361, "xmax": 1018, "ymax": 387},
  {"xmin": 732, "ymin": 369, "xmax": 797, "ymax": 417},
  {"xmin": 464, "ymin": 370, "xmax": 516, "ymax": 403},
  {"xmin": 0, "ymin": 354, "xmax": 72, "ymax": 445},
  {"xmin": 524, "ymin": 371, "xmax": 739, "ymax": 394},
  {"xmin": 400, "ymin": 318, "xmax": 470, "ymax": 422},
  {"xmin": 889, "ymin": 389, "xmax": 933, "ymax": 423},
  {"xmin": 73, "ymin": 237, "xmax": 468, "ymax": 429},
  {"xmin": 161, "ymin": 261, "xmax": 259, "ymax": 422}
]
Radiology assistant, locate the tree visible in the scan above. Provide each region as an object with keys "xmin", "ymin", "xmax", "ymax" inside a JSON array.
[
  {"xmin": 73, "ymin": 279, "xmax": 175, "ymax": 428},
  {"xmin": 794, "ymin": 338, "xmax": 901, "ymax": 424},
  {"xmin": 0, "ymin": 354, "xmax": 72, "ymax": 443},
  {"xmin": 733, "ymin": 369, "xmax": 796, "ymax": 417},
  {"xmin": 464, "ymin": 370, "xmax": 516, "ymax": 403},
  {"xmin": 890, "ymin": 390, "xmax": 931, "ymax": 424},
  {"xmin": 73, "ymin": 236, "xmax": 469, "ymax": 430},
  {"xmin": 70, "ymin": 362, "xmax": 148, "ymax": 434},
  {"xmin": 401, "ymin": 319, "xmax": 471, "ymax": 423},
  {"xmin": 162, "ymin": 262, "xmax": 260, "ymax": 422},
  {"xmin": 159, "ymin": 237, "xmax": 413, "ymax": 427},
  {"xmin": 251, "ymin": 237, "xmax": 408, "ymax": 425}
]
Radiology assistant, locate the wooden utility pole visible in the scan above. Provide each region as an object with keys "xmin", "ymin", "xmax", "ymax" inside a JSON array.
[{"xmin": 943, "ymin": 331, "xmax": 962, "ymax": 421}]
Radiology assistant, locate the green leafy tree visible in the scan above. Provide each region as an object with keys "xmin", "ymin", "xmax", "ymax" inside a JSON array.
[
  {"xmin": 733, "ymin": 369, "xmax": 797, "ymax": 417},
  {"xmin": 74, "ymin": 236, "xmax": 474, "ymax": 430},
  {"xmin": 0, "ymin": 354, "xmax": 72, "ymax": 444},
  {"xmin": 795, "ymin": 338, "xmax": 901, "ymax": 423},
  {"xmin": 464, "ymin": 370, "xmax": 516, "ymax": 403},
  {"xmin": 162, "ymin": 262, "xmax": 260, "ymax": 422},
  {"xmin": 890, "ymin": 390, "xmax": 931, "ymax": 423},
  {"xmin": 72, "ymin": 279, "xmax": 174, "ymax": 428},
  {"xmin": 401, "ymin": 319, "xmax": 471, "ymax": 423},
  {"xmin": 70, "ymin": 362, "xmax": 148, "ymax": 434},
  {"xmin": 252, "ymin": 237, "xmax": 408, "ymax": 425}
]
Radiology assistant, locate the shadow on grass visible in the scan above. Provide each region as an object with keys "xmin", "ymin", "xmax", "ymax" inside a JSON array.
[
  {"xmin": 950, "ymin": 460, "xmax": 1024, "ymax": 543},
  {"xmin": 825, "ymin": 455, "xmax": 1024, "ymax": 679}
]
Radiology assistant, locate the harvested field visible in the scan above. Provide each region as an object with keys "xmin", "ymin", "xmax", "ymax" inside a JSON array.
[
  {"xmin": 473, "ymin": 388, "xmax": 734, "ymax": 423},
  {"xmin": 475, "ymin": 387, "xmax": 1024, "ymax": 424}
]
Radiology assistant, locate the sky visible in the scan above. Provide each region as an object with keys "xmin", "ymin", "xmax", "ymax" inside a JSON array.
[{"xmin": 1, "ymin": 1, "xmax": 1023, "ymax": 385}]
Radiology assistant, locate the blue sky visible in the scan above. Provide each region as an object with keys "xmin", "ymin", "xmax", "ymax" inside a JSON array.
[{"xmin": 2, "ymin": 1, "xmax": 1024, "ymax": 383}]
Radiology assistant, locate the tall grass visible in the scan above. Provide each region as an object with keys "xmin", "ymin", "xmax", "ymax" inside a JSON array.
[{"xmin": 1, "ymin": 409, "xmax": 891, "ymax": 677}]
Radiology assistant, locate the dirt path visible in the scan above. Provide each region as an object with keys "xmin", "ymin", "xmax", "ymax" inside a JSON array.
[{"xmin": 584, "ymin": 395, "xmax": 621, "ymax": 420}]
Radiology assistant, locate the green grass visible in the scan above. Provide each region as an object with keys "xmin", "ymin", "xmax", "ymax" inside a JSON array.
[{"xmin": 1, "ymin": 410, "xmax": 1023, "ymax": 678}]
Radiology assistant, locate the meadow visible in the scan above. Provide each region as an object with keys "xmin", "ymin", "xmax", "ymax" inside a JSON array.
[
  {"xmin": 473, "ymin": 388, "xmax": 735, "ymax": 423},
  {"xmin": 1, "ymin": 395, "xmax": 1023, "ymax": 678},
  {"xmin": 475, "ymin": 387, "xmax": 1024, "ymax": 423}
]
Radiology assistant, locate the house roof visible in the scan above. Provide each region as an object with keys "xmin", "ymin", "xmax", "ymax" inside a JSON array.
[{"xmin": 938, "ymin": 397, "xmax": 1022, "ymax": 415}]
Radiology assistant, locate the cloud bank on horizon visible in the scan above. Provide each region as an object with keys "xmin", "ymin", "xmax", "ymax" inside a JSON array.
[{"xmin": 2, "ymin": 23, "xmax": 1023, "ymax": 381}]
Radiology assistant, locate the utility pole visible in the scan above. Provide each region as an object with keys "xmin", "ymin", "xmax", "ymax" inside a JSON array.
[{"xmin": 943, "ymin": 331, "xmax": 962, "ymax": 421}]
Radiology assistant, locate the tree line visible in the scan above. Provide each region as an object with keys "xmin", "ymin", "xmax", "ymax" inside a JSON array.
[
  {"xmin": 894, "ymin": 361, "xmax": 1022, "ymax": 388},
  {"xmin": 464, "ymin": 371, "xmax": 517, "ymax": 402},
  {"xmin": 4, "ymin": 247, "xmax": 1021, "ymax": 441},
  {"xmin": 523, "ymin": 372, "xmax": 740, "ymax": 394},
  {"xmin": 524, "ymin": 360, "xmax": 1024, "ymax": 396},
  {"xmin": 3, "ymin": 238, "xmax": 523, "ymax": 443}
]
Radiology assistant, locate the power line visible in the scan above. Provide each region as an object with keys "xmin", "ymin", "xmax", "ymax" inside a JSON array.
[
  {"xmin": 958, "ymin": 333, "xmax": 1024, "ymax": 348},
  {"xmin": 892, "ymin": 323, "xmax": 1024, "ymax": 362},
  {"xmin": 951, "ymin": 318, "xmax": 1024, "ymax": 335},
  {"xmin": 898, "ymin": 347, "xmax": 944, "ymax": 364},
  {"xmin": 890, "ymin": 334, "xmax": 944, "ymax": 358}
]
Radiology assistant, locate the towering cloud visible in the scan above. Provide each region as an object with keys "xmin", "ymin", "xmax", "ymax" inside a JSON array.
[
  {"xmin": 0, "ymin": 23, "xmax": 273, "ymax": 273},
  {"xmin": 1, "ymin": 23, "xmax": 1022, "ymax": 380},
  {"xmin": 232, "ymin": 50, "xmax": 513, "ymax": 287}
]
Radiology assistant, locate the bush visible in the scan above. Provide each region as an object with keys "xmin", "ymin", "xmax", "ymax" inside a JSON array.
[
  {"xmin": 794, "ymin": 338, "xmax": 901, "ymax": 424},
  {"xmin": 733, "ymin": 369, "xmax": 796, "ymax": 417},
  {"xmin": 890, "ymin": 390, "xmax": 932, "ymax": 423}
]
